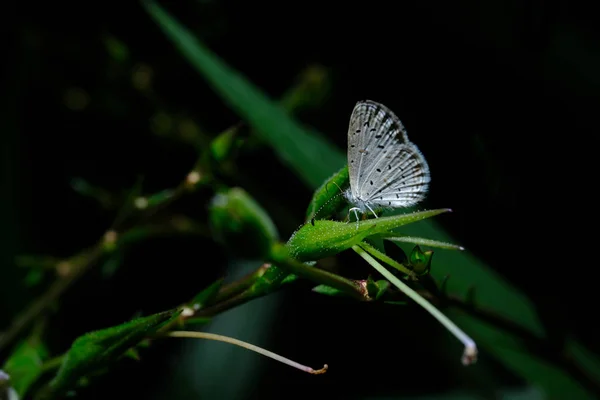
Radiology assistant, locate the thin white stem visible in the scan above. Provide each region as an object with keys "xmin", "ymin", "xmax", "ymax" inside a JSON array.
[
  {"xmin": 352, "ymin": 244, "xmax": 478, "ymax": 366},
  {"xmin": 166, "ymin": 331, "xmax": 328, "ymax": 374}
]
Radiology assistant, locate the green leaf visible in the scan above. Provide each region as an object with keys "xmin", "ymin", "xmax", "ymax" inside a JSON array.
[
  {"xmin": 145, "ymin": 189, "xmax": 176, "ymax": 208},
  {"xmin": 48, "ymin": 309, "xmax": 180, "ymax": 395},
  {"xmin": 382, "ymin": 235, "xmax": 464, "ymax": 251},
  {"xmin": 312, "ymin": 284, "xmax": 347, "ymax": 297},
  {"xmin": 409, "ymin": 245, "xmax": 433, "ymax": 275},
  {"xmin": 190, "ymin": 279, "xmax": 224, "ymax": 310},
  {"xmin": 209, "ymin": 124, "xmax": 243, "ymax": 164},
  {"xmin": 2, "ymin": 339, "xmax": 48, "ymax": 397},
  {"xmin": 305, "ymin": 165, "xmax": 349, "ymax": 222},
  {"xmin": 247, "ymin": 264, "xmax": 290, "ymax": 296},
  {"xmin": 143, "ymin": 1, "xmax": 345, "ymax": 189},
  {"xmin": 374, "ymin": 280, "xmax": 391, "ymax": 300},
  {"xmin": 269, "ymin": 244, "xmax": 366, "ymax": 300},
  {"xmin": 366, "ymin": 275, "xmax": 378, "ymax": 299},
  {"xmin": 359, "ymin": 241, "xmax": 413, "ymax": 276},
  {"xmin": 287, "ymin": 209, "xmax": 451, "ymax": 262},
  {"xmin": 364, "ymin": 277, "xmax": 390, "ymax": 300},
  {"xmin": 209, "ymin": 187, "xmax": 278, "ymax": 259}
]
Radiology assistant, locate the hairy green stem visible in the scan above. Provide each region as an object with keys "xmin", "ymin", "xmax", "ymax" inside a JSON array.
[
  {"xmin": 270, "ymin": 243, "xmax": 367, "ymax": 301},
  {"xmin": 212, "ymin": 264, "xmax": 271, "ymax": 304}
]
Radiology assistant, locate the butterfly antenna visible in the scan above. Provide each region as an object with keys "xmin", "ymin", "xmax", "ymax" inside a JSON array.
[
  {"xmin": 307, "ymin": 191, "xmax": 345, "ymax": 226},
  {"xmin": 325, "ymin": 180, "xmax": 344, "ymax": 195}
]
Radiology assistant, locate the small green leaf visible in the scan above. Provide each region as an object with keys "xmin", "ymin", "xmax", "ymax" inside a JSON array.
[
  {"xmin": 365, "ymin": 276, "xmax": 391, "ymax": 300},
  {"xmin": 118, "ymin": 226, "xmax": 153, "ymax": 245},
  {"xmin": 312, "ymin": 284, "xmax": 347, "ymax": 297},
  {"xmin": 366, "ymin": 275, "xmax": 378, "ymax": 299},
  {"xmin": 280, "ymin": 274, "xmax": 300, "ymax": 285},
  {"xmin": 209, "ymin": 124, "xmax": 243, "ymax": 164},
  {"xmin": 359, "ymin": 241, "xmax": 413, "ymax": 276},
  {"xmin": 374, "ymin": 280, "xmax": 391, "ymax": 300},
  {"xmin": 48, "ymin": 309, "xmax": 180, "ymax": 395},
  {"xmin": 288, "ymin": 209, "xmax": 449, "ymax": 262},
  {"xmin": 409, "ymin": 246, "xmax": 433, "ymax": 275},
  {"xmin": 123, "ymin": 348, "xmax": 140, "ymax": 361},
  {"xmin": 305, "ymin": 166, "xmax": 349, "ymax": 222},
  {"xmin": 247, "ymin": 264, "xmax": 290, "ymax": 296},
  {"xmin": 383, "ymin": 235, "xmax": 464, "ymax": 251},
  {"xmin": 145, "ymin": 189, "xmax": 176, "ymax": 208},
  {"xmin": 209, "ymin": 187, "xmax": 278, "ymax": 259},
  {"xmin": 2, "ymin": 339, "xmax": 48, "ymax": 397},
  {"xmin": 190, "ymin": 279, "xmax": 223, "ymax": 310}
]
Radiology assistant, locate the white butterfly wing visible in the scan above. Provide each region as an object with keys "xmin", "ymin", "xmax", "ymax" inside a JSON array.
[{"xmin": 347, "ymin": 100, "xmax": 430, "ymax": 208}]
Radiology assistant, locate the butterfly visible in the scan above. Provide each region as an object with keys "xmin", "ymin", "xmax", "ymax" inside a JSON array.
[{"xmin": 343, "ymin": 100, "xmax": 431, "ymax": 221}]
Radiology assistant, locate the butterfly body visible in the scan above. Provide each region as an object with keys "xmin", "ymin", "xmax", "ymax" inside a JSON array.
[{"xmin": 346, "ymin": 100, "xmax": 431, "ymax": 220}]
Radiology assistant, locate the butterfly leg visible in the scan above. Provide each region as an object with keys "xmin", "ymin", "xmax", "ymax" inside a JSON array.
[
  {"xmin": 365, "ymin": 204, "xmax": 379, "ymax": 218},
  {"xmin": 348, "ymin": 207, "xmax": 361, "ymax": 230}
]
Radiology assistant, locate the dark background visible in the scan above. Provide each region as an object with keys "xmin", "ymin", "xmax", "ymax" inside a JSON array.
[{"xmin": 2, "ymin": 1, "xmax": 598, "ymax": 399}]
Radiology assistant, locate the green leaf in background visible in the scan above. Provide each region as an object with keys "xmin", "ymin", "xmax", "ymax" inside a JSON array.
[
  {"xmin": 143, "ymin": 1, "xmax": 346, "ymax": 189},
  {"xmin": 209, "ymin": 187, "xmax": 278, "ymax": 259},
  {"xmin": 2, "ymin": 338, "xmax": 49, "ymax": 397},
  {"xmin": 144, "ymin": 2, "xmax": 600, "ymax": 397},
  {"xmin": 47, "ymin": 309, "xmax": 180, "ymax": 395}
]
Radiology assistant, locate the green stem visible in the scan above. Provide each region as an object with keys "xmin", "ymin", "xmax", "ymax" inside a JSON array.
[
  {"xmin": 270, "ymin": 243, "xmax": 367, "ymax": 301},
  {"xmin": 166, "ymin": 331, "xmax": 327, "ymax": 374},
  {"xmin": 358, "ymin": 240, "xmax": 413, "ymax": 275},
  {"xmin": 212, "ymin": 264, "xmax": 270, "ymax": 304},
  {"xmin": 352, "ymin": 244, "xmax": 478, "ymax": 365},
  {"xmin": 195, "ymin": 290, "xmax": 265, "ymax": 318}
]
